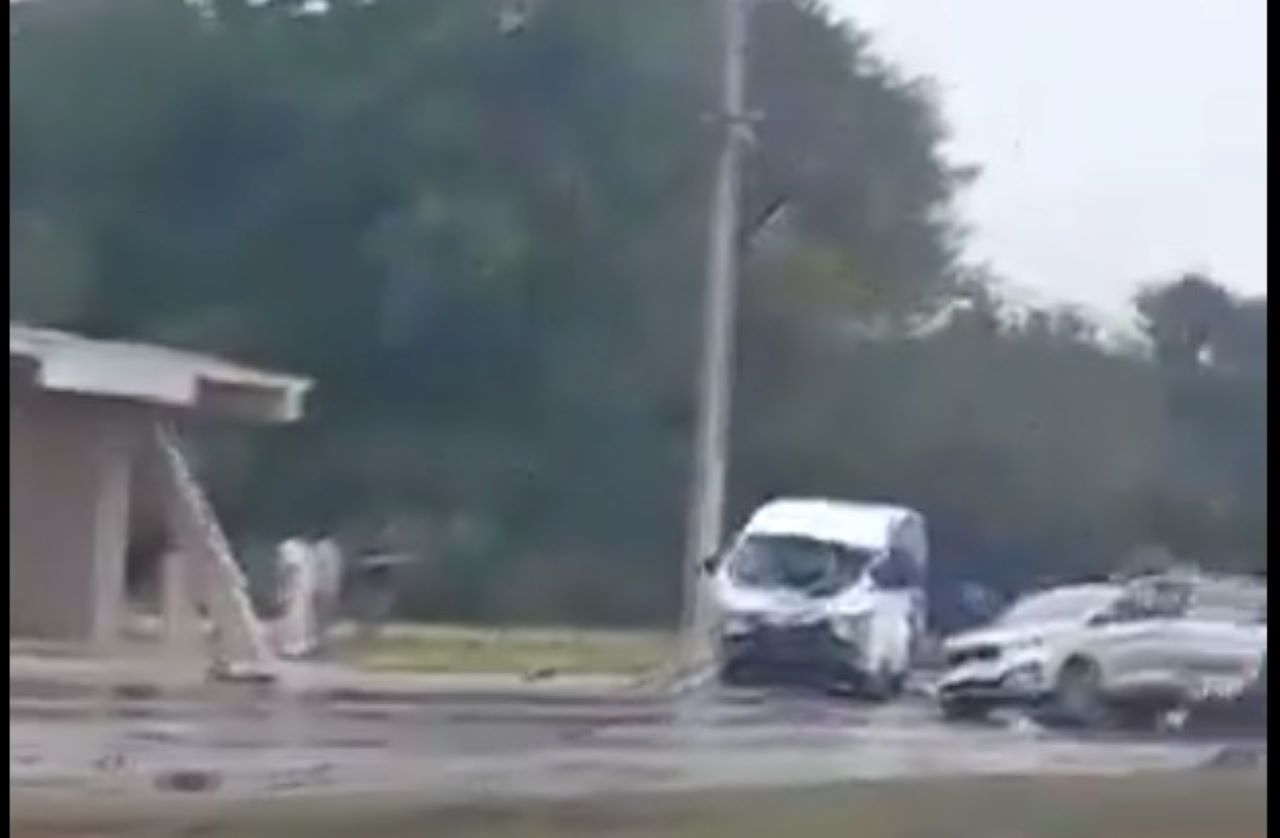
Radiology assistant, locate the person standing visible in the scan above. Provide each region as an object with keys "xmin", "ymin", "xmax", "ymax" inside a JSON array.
[
  {"xmin": 311, "ymin": 536, "xmax": 345, "ymax": 654},
  {"xmin": 274, "ymin": 536, "xmax": 318, "ymax": 659}
]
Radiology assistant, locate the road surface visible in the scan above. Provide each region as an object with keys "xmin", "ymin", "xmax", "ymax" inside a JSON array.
[{"xmin": 10, "ymin": 682, "xmax": 1264, "ymax": 804}]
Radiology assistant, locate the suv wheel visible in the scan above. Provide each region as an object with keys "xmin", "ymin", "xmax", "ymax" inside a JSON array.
[{"xmin": 1044, "ymin": 657, "xmax": 1107, "ymax": 728}]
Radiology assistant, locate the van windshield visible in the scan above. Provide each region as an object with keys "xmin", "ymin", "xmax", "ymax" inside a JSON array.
[{"xmin": 729, "ymin": 535, "xmax": 874, "ymax": 595}]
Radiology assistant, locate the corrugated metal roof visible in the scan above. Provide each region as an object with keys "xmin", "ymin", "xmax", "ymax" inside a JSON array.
[{"xmin": 10, "ymin": 323, "xmax": 313, "ymax": 422}]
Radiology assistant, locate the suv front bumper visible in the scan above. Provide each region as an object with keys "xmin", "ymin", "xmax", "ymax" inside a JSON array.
[{"xmin": 936, "ymin": 659, "xmax": 1051, "ymax": 708}]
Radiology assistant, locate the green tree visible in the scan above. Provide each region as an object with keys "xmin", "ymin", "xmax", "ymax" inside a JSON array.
[{"xmin": 11, "ymin": 0, "xmax": 1263, "ymax": 625}]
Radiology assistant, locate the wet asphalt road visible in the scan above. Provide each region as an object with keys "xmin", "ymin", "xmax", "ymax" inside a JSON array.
[{"xmin": 10, "ymin": 684, "xmax": 1266, "ymax": 802}]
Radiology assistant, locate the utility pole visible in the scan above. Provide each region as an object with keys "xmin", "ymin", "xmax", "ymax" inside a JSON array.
[{"xmin": 677, "ymin": 0, "xmax": 751, "ymax": 681}]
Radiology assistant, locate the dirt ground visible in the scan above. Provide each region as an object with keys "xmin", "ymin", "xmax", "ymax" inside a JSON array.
[{"xmin": 11, "ymin": 772, "xmax": 1267, "ymax": 838}]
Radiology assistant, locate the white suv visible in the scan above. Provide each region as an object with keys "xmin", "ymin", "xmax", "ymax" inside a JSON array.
[{"xmin": 937, "ymin": 573, "xmax": 1266, "ymax": 727}]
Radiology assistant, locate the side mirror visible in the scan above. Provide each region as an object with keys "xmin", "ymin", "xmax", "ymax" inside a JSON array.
[
  {"xmin": 871, "ymin": 550, "xmax": 919, "ymax": 590},
  {"xmin": 699, "ymin": 552, "xmax": 723, "ymax": 576}
]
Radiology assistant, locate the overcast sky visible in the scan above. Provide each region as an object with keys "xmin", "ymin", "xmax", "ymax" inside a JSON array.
[{"xmin": 830, "ymin": 0, "xmax": 1267, "ymax": 315}]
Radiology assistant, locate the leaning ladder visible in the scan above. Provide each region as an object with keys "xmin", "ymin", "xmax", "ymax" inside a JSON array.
[{"xmin": 153, "ymin": 423, "xmax": 276, "ymax": 677}]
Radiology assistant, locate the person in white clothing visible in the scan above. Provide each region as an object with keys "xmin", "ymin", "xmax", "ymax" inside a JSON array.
[
  {"xmin": 311, "ymin": 536, "xmax": 345, "ymax": 653},
  {"xmin": 274, "ymin": 536, "xmax": 319, "ymax": 659}
]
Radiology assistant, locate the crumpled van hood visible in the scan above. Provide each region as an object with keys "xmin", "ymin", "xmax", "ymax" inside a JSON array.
[{"xmin": 712, "ymin": 575, "xmax": 879, "ymax": 626}]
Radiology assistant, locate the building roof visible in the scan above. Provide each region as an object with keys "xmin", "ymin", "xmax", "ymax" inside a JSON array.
[{"xmin": 10, "ymin": 323, "xmax": 312, "ymax": 423}]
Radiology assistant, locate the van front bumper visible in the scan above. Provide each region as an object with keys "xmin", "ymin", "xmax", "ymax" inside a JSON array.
[{"xmin": 718, "ymin": 623, "xmax": 862, "ymax": 684}]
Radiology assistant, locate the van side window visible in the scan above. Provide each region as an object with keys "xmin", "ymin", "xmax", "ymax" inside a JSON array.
[{"xmin": 871, "ymin": 548, "xmax": 920, "ymax": 590}]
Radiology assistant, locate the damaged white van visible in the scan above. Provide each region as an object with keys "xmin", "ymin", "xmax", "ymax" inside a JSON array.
[{"xmin": 702, "ymin": 498, "xmax": 927, "ymax": 697}]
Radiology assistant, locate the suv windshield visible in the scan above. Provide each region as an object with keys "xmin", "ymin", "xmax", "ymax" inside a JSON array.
[
  {"xmin": 729, "ymin": 535, "xmax": 874, "ymax": 596},
  {"xmin": 998, "ymin": 587, "xmax": 1118, "ymax": 626}
]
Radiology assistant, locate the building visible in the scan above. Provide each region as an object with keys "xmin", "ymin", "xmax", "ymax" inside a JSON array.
[{"xmin": 9, "ymin": 324, "xmax": 312, "ymax": 672}]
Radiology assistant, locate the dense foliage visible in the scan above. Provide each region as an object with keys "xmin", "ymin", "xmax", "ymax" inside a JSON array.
[{"xmin": 11, "ymin": 0, "xmax": 1266, "ymax": 627}]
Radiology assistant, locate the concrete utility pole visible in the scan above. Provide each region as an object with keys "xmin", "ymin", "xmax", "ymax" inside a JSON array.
[{"xmin": 678, "ymin": 0, "xmax": 751, "ymax": 680}]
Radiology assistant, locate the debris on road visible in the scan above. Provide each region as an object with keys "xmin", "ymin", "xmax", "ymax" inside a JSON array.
[{"xmin": 156, "ymin": 767, "xmax": 224, "ymax": 793}]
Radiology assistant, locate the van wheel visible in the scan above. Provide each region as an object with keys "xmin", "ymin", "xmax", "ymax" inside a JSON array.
[
  {"xmin": 717, "ymin": 660, "xmax": 751, "ymax": 688},
  {"xmin": 940, "ymin": 697, "xmax": 991, "ymax": 722},
  {"xmin": 862, "ymin": 663, "xmax": 903, "ymax": 702},
  {"xmin": 1045, "ymin": 657, "xmax": 1107, "ymax": 728}
]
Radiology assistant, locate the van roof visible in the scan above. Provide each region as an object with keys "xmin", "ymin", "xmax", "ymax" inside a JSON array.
[{"xmin": 740, "ymin": 498, "xmax": 921, "ymax": 551}]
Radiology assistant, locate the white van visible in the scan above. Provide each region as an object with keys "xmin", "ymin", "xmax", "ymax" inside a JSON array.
[{"xmin": 702, "ymin": 498, "xmax": 927, "ymax": 697}]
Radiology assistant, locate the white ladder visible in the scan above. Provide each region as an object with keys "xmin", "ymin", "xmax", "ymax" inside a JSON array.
[{"xmin": 153, "ymin": 423, "xmax": 276, "ymax": 677}]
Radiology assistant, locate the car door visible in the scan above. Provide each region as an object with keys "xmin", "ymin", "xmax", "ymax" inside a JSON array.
[
  {"xmin": 1086, "ymin": 579, "xmax": 1186, "ymax": 693},
  {"xmin": 1131, "ymin": 578, "xmax": 1195, "ymax": 691},
  {"xmin": 1175, "ymin": 582, "xmax": 1268, "ymax": 695}
]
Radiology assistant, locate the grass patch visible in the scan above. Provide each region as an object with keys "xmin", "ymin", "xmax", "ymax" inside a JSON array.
[
  {"xmin": 11, "ymin": 772, "xmax": 1266, "ymax": 838},
  {"xmin": 336, "ymin": 624, "xmax": 675, "ymax": 677}
]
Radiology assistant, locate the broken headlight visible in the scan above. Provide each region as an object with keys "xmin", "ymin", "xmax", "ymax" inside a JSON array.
[
  {"xmin": 1002, "ymin": 661, "xmax": 1044, "ymax": 691},
  {"xmin": 830, "ymin": 613, "xmax": 872, "ymax": 646},
  {"xmin": 719, "ymin": 613, "xmax": 761, "ymax": 638}
]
